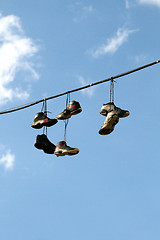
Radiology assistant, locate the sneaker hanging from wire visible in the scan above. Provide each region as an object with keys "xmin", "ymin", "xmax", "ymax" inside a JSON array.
[
  {"xmin": 100, "ymin": 102, "xmax": 130, "ymax": 118},
  {"xmin": 56, "ymin": 100, "xmax": 82, "ymax": 120},
  {"xmin": 34, "ymin": 134, "xmax": 56, "ymax": 154},
  {"xmin": 99, "ymin": 111, "xmax": 119, "ymax": 135},
  {"xmin": 31, "ymin": 112, "xmax": 58, "ymax": 129},
  {"xmin": 54, "ymin": 141, "xmax": 79, "ymax": 157}
]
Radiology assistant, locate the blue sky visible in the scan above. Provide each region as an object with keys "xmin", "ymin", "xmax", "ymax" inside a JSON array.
[{"xmin": 0, "ymin": 0, "xmax": 160, "ymax": 239}]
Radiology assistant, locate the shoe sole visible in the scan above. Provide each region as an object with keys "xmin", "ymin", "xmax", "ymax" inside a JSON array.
[
  {"xmin": 32, "ymin": 119, "xmax": 57, "ymax": 129},
  {"xmin": 118, "ymin": 111, "xmax": 130, "ymax": 118},
  {"xmin": 99, "ymin": 115, "xmax": 119, "ymax": 135},
  {"xmin": 56, "ymin": 108, "xmax": 82, "ymax": 120},
  {"xmin": 99, "ymin": 128, "xmax": 113, "ymax": 135},
  {"xmin": 54, "ymin": 148, "xmax": 79, "ymax": 157},
  {"xmin": 34, "ymin": 142, "xmax": 55, "ymax": 154},
  {"xmin": 70, "ymin": 108, "xmax": 82, "ymax": 116},
  {"xmin": 32, "ymin": 121, "xmax": 44, "ymax": 129},
  {"xmin": 56, "ymin": 113, "xmax": 72, "ymax": 120}
]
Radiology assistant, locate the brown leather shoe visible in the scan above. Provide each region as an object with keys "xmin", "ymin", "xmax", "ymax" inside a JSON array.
[
  {"xmin": 100, "ymin": 102, "xmax": 130, "ymax": 118},
  {"xmin": 31, "ymin": 112, "xmax": 57, "ymax": 129},
  {"xmin": 99, "ymin": 111, "xmax": 119, "ymax": 135},
  {"xmin": 56, "ymin": 100, "xmax": 82, "ymax": 120},
  {"xmin": 54, "ymin": 141, "xmax": 79, "ymax": 157}
]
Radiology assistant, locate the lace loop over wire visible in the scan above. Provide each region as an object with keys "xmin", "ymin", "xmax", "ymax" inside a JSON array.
[
  {"xmin": 110, "ymin": 78, "xmax": 115, "ymax": 103},
  {"xmin": 64, "ymin": 93, "xmax": 70, "ymax": 142},
  {"xmin": 42, "ymin": 99, "xmax": 48, "ymax": 136}
]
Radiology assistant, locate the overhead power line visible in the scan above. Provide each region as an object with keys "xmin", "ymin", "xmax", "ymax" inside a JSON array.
[{"xmin": 0, "ymin": 59, "xmax": 160, "ymax": 115}]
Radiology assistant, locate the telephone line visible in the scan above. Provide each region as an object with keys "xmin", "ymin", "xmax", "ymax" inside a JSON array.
[{"xmin": 0, "ymin": 59, "xmax": 160, "ymax": 115}]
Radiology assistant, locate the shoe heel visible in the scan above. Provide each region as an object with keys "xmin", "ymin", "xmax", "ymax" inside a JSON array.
[
  {"xmin": 31, "ymin": 123, "xmax": 42, "ymax": 129},
  {"xmin": 44, "ymin": 148, "xmax": 55, "ymax": 154},
  {"xmin": 34, "ymin": 142, "xmax": 44, "ymax": 150},
  {"xmin": 54, "ymin": 150, "xmax": 65, "ymax": 156},
  {"xmin": 71, "ymin": 108, "xmax": 82, "ymax": 115}
]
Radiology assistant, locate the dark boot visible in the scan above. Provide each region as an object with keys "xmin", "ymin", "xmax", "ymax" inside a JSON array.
[{"xmin": 34, "ymin": 134, "xmax": 56, "ymax": 154}]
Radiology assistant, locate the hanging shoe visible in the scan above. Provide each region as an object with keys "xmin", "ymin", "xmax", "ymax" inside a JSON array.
[
  {"xmin": 99, "ymin": 111, "xmax": 119, "ymax": 135},
  {"xmin": 100, "ymin": 102, "xmax": 130, "ymax": 118},
  {"xmin": 34, "ymin": 134, "xmax": 56, "ymax": 154},
  {"xmin": 54, "ymin": 141, "xmax": 79, "ymax": 157},
  {"xmin": 56, "ymin": 100, "xmax": 82, "ymax": 120},
  {"xmin": 31, "ymin": 112, "xmax": 58, "ymax": 129}
]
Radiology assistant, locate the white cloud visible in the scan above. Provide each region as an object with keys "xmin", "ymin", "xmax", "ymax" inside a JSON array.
[
  {"xmin": 0, "ymin": 13, "xmax": 39, "ymax": 106},
  {"xmin": 138, "ymin": 0, "xmax": 160, "ymax": 7},
  {"xmin": 90, "ymin": 27, "xmax": 136, "ymax": 58},
  {"xmin": 0, "ymin": 150, "xmax": 15, "ymax": 170},
  {"xmin": 77, "ymin": 75, "xmax": 95, "ymax": 97}
]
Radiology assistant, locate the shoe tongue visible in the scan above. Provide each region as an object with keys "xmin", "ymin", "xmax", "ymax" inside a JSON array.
[
  {"xmin": 41, "ymin": 134, "xmax": 47, "ymax": 138},
  {"xmin": 58, "ymin": 141, "xmax": 66, "ymax": 145},
  {"xmin": 34, "ymin": 112, "xmax": 43, "ymax": 118},
  {"xmin": 43, "ymin": 112, "xmax": 47, "ymax": 117},
  {"xmin": 68, "ymin": 100, "xmax": 75, "ymax": 105}
]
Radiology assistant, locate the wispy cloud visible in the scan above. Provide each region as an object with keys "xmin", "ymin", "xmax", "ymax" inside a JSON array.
[
  {"xmin": 69, "ymin": 2, "xmax": 93, "ymax": 22},
  {"xmin": 77, "ymin": 75, "xmax": 95, "ymax": 97},
  {"xmin": 0, "ymin": 150, "xmax": 15, "ymax": 170},
  {"xmin": 83, "ymin": 5, "xmax": 93, "ymax": 12},
  {"xmin": 126, "ymin": 0, "xmax": 160, "ymax": 9},
  {"xmin": 138, "ymin": 0, "xmax": 160, "ymax": 7},
  {"xmin": 0, "ymin": 13, "xmax": 39, "ymax": 106},
  {"xmin": 125, "ymin": 0, "xmax": 130, "ymax": 8},
  {"xmin": 135, "ymin": 54, "xmax": 148, "ymax": 63},
  {"xmin": 90, "ymin": 27, "xmax": 136, "ymax": 58}
]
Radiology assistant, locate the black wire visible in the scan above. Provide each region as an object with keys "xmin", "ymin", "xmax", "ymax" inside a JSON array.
[{"xmin": 0, "ymin": 60, "xmax": 159, "ymax": 115}]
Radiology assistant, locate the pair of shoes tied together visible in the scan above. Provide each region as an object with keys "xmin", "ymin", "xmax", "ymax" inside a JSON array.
[
  {"xmin": 99, "ymin": 102, "xmax": 130, "ymax": 135},
  {"xmin": 34, "ymin": 134, "xmax": 79, "ymax": 157},
  {"xmin": 31, "ymin": 112, "xmax": 57, "ymax": 129},
  {"xmin": 56, "ymin": 100, "xmax": 82, "ymax": 120}
]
